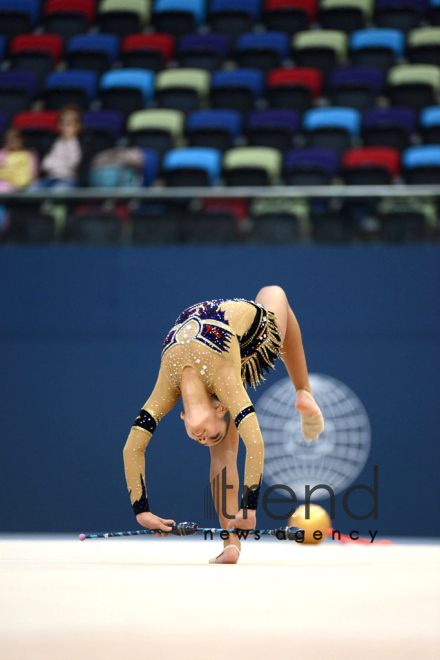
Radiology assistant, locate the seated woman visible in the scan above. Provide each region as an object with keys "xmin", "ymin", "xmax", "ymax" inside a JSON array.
[{"xmin": 123, "ymin": 286, "xmax": 324, "ymax": 564}]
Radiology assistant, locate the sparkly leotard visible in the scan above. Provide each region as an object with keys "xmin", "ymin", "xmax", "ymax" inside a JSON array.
[{"xmin": 123, "ymin": 299, "xmax": 282, "ymax": 517}]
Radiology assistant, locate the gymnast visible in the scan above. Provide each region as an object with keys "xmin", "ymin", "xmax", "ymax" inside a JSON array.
[{"xmin": 123, "ymin": 286, "xmax": 324, "ymax": 564}]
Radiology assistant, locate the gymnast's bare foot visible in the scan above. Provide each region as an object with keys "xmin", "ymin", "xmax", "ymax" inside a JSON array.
[
  {"xmin": 295, "ymin": 389, "xmax": 324, "ymax": 441},
  {"xmin": 209, "ymin": 542, "xmax": 241, "ymax": 564}
]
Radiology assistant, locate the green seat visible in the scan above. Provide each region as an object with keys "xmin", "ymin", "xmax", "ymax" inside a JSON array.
[
  {"xmin": 407, "ymin": 27, "xmax": 440, "ymax": 65},
  {"xmin": 126, "ymin": 109, "xmax": 184, "ymax": 153},
  {"xmin": 293, "ymin": 31, "xmax": 348, "ymax": 74},
  {"xmin": 99, "ymin": 0, "xmax": 151, "ymax": 24},
  {"xmin": 388, "ymin": 65, "xmax": 440, "ymax": 108},
  {"xmin": 156, "ymin": 69, "xmax": 210, "ymax": 112},
  {"xmin": 321, "ymin": 0, "xmax": 373, "ymax": 19},
  {"xmin": 223, "ymin": 146, "xmax": 282, "ymax": 186},
  {"xmin": 98, "ymin": 0, "xmax": 151, "ymax": 35},
  {"xmin": 320, "ymin": 0, "xmax": 373, "ymax": 32},
  {"xmin": 407, "ymin": 27, "xmax": 440, "ymax": 48}
]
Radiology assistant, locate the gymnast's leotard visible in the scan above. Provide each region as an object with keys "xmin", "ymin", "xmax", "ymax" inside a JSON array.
[{"xmin": 123, "ymin": 299, "xmax": 282, "ymax": 517}]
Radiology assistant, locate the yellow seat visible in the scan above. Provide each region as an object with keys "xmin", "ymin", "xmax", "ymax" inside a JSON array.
[
  {"xmin": 223, "ymin": 147, "xmax": 282, "ymax": 185},
  {"xmin": 293, "ymin": 30, "xmax": 348, "ymax": 65}
]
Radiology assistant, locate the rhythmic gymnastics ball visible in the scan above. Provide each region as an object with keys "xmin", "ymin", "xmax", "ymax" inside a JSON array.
[{"xmin": 288, "ymin": 504, "xmax": 331, "ymax": 544}]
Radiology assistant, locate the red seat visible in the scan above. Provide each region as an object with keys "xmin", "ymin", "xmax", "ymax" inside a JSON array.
[
  {"xmin": 44, "ymin": 0, "xmax": 96, "ymax": 25},
  {"xmin": 200, "ymin": 198, "xmax": 249, "ymax": 224},
  {"xmin": 266, "ymin": 67, "xmax": 323, "ymax": 98},
  {"xmin": 121, "ymin": 34, "xmax": 175, "ymax": 64},
  {"xmin": 12, "ymin": 110, "xmax": 59, "ymax": 132},
  {"xmin": 343, "ymin": 147, "xmax": 401, "ymax": 182},
  {"xmin": 264, "ymin": 0, "xmax": 318, "ymax": 22},
  {"xmin": 10, "ymin": 34, "xmax": 64, "ymax": 63}
]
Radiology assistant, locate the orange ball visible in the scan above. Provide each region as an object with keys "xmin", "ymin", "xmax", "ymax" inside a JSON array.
[{"xmin": 288, "ymin": 504, "xmax": 331, "ymax": 544}]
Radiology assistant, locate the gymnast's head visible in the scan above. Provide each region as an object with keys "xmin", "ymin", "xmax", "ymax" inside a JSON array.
[{"xmin": 180, "ymin": 394, "xmax": 231, "ymax": 447}]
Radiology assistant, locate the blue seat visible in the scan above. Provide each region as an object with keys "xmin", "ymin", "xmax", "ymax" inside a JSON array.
[
  {"xmin": 303, "ymin": 107, "xmax": 361, "ymax": 152},
  {"xmin": 0, "ymin": 71, "xmax": 39, "ymax": 116},
  {"xmin": 246, "ymin": 109, "xmax": 301, "ymax": 151},
  {"xmin": 283, "ymin": 148, "xmax": 340, "ymax": 184},
  {"xmin": 403, "ymin": 144, "xmax": 440, "ymax": 182},
  {"xmin": 0, "ymin": 0, "xmax": 40, "ymax": 37},
  {"xmin": 209, "ymin": 0, "xmax": 262, "ymax": 37},
  {"xmin": 0, "ymin": 36, "xmax": 6, "ymax": 61},
  {"xmin": 140, "ymin": 148, "xmax": 159, "ymax": 186},
  {"xmin": 66, "ymin": 34, "xmax": 120, "ymax": 74},
  {"xmin": 153, "ymin": 0, "xmax": 206, "ymax": 36},
  {"xmin": 362, "ymin": 107, "xmax": 416, "ymax": 150},
  {"xmin": 375, "ymin": 0, "xmax": 427, "ymax": 32},
  {"xmin": 211, "ymin": 69, "xmax": 264, "ymax": 113},
  {"xmin": 100, "ymin": 69, "xmax": 155, "ymax": 114},
  {"xmin": 419, "ymin": 105, "xmax": 440, "ymax": 143},
  {"xmin": 163, "ymin": 147, "xmax": 222, "ymax": 186},
  {"xmin": 328, "ymin": 66, "xmax": 385, "ymax": 110},
  {"xmin": 350, "ymin": 28, "xmax": 404, "ymax": 69},
  {"xmin": 236, "ymin": 32, "xmax": 290, "ymax": 71},
  {"xmin": 43, "ymin": 69, "xmax": 97, "ymax": 109},
  {"xmin": 177, "ymin": 34, "xmax": 230, "ymax": 71},
  {"xmin": 186, "ymin": 109, "xmax": 242, "ymax": 150}
]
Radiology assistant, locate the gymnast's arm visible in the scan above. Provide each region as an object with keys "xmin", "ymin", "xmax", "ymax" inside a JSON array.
[
  {"xmin": 213, "ymin": 363, "xmax": 264, "ymax": 529},
  {"xmin": 123, "ymin": 369, "xmax": 180, "ymax": 534}
]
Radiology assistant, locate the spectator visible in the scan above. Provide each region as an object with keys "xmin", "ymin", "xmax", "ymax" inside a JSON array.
[
  {"xmin": 37, "ymin": 105, "xmax": 82, "ymax": 188},
  {"xmin": 0, "ymin": 128, "xmax": 36, "ymax": 192}
]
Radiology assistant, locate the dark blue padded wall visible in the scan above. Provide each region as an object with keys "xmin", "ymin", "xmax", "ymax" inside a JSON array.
[{"xmin": 0, "ymin": 245, "xmax": 439, "ymax": 537}]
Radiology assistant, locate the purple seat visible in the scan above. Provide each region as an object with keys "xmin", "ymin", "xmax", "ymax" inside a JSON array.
[
  {"xmin": 82, "ymin": 110, "xmax": 125, "ymax": 138},
  {"xmin": 0, "ymin": 71, "xmax": 38, "ymax": 116},
  {"xmin": 177, "ymin": 33, "xmax": 230, "ymax": 70},
  {"xmin": 246, "ymin": 109, "xmax": 301, "ymax": 151},
  {"xmin": 283, "ymin": 147, "xmax": 340, "ymax": 184},
  {"xmin": 362, "ymin": 107, "xmax": 417, "ymax": 151},
  {"xmin": 328, "ymin": 66, "xmax": 385, "ymax": 111}
]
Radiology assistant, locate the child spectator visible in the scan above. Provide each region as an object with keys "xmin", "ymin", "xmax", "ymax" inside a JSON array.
[
  {"xmin": 0, "ymin": 128, "xmax": 36, "ymax": 192},
  {"xmin": 37, "ymin": 105, "xmax": 82, "ymax": 188}
]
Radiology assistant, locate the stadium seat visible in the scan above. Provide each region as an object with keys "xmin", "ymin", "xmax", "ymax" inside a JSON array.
[
  {"xmin": 388, "ymin": 64, "xmax": 440, "ymax": 110},
  {"xmin": 6, "ymin": 212, "xmax": 58, "ymax": 244},
  {"xmin": 402, "ymin": 144, "xmax": 440, "ymax": 182},
  {"xmin": 0, "ymin": 71, "xmax": 38, "ymax": 116},
  {"xmin": 292, "ymin": 30, "xmax": 348, "ymax": 78},
  {"xmin": 0, "ymin": 0, "xmax": 40, "ymax": 40},
  {"xmin": 131, "ymin": 207, "xmax": 181, "ymax": 244},
  {"xmin": 66, "ymin": 212, "xmax": 122, "ymax": 244},
  {"xmin": 208, "ymin": 0, "xmax": 262, "ymax": 38},
  {"xmin": 176, "ymin": 34, "xmax": 230, "ymax": 71},
  {"xmin": 431, "ymin": 0, "xmax": 440, "ymax": 24},
  {"xmin": 200, "ymin": 197, "xmax": 248, "ymax": 223},
  {"xmin": 319, "ymin": 0, "xmax": 373, "ymax": 33},
  {"xmin": 247, "ymin": 212, "xmax": 299, "ymax": 243},
  {"xmin": 100, "ymin": 69, "xmax": 155, "ymax": 115},
  {"xmin": 0, "ymin": 36, "xmax": 6, "ymax": 61},
  {"xmin": 328, "ymin": 66, "xmax": 386, "ymax": 110},
  {"xmin": 82, "ymin": 110, "xmax": 125, "ymax": 152},
  {"xmin": 153, "ymin": 0, "xmax": 205, "ymax": 37},
  {"xmin": 283, "ymin": 147, "xmax": 340, "ymax": 184},
  {"xmin": 245, "ymin": 109, "xmax": 300, "ymax": 151},
  {"xmin": 12, "ymin": 110, "xmax": 59, "ymax": 155},
  {"xmin": 223, "ymin": 146, "xmax": 282, "ymax": 186},
  {"xmin": 97, "ymin": 0, "xmax": 151, "ymax": 38},
  {"xmin": 210, "ymin": 69, "xmax": 264, "ymax": 113},
  {"xmin": 303, "ymin": 107, "xmax": 361, "ymax": 152},
  {"xmin": 10, "ymin": 34, "xmax": 63, "ymax": 80},
  {"xmin": 362, "ymin": 106, "xmax": 417, "ymax": 150},
  {"xmin": 180, "ymin": 211, "xmax": 238, "ymax": 243},
  {"xmin": 349, "ymin": 28, "xmax": 405, "ymax": 70},
  {"xmin": 43, "ymin": 0, "xmax": 95, "ymax": 39},
  {"xmin": 419, "ymin": 105, "xmax": 440, "ymax": 143},
  {"xmin": 235, "ymin": 32, "xmax": 290, "ymax": 72},
  {"xmin": 43, "ymin": 69, "xmax": 97, "ymax": 110},
  {"xmin": 342, "ymin": 146, "xmax": 401, "ymax": 183},
  {"xmin": 263, "ymin": 0, "xmax": 317, "ymax": 35},
  {"xmin": 126, "ymin": 109, "xmax": 184, "ymax": 154},
  {"xmin": 311, "ymin": 208, "xmax": 357, "ymax": 242},
  {"xmin": 121, "ymin": 34, "xmax": 175, "ymax": 72},
  {"xmin": 266, "ymin": 67, "xmax": 322, "ymax": 112},
  {"xmin": 162, "ymin": 147, "xmax": 222, "ymax": 186},
  {"xmin": 156, "ymin": 69, "xmax": 210, "ymax": 113},
  {"xmin": 0, "ymin": 111, "xmax": 8, "ymax": 140},
  {"xmin": 186, "ymin": 109, "xmax": 242, "ymax": 151},
  {"xmin": 375, "ymin": 0, "xmax": 427, "ymax": 33},
  {"xmin": 379, "ymin": 208, "xmax": 430, "ymax": 241},
  {"xmin": 66, "ymin": 34, "xmax": 120, "ymax": 75},
  {"xmin": 407, "ymin": 27, "xmax": 440, "ymax": 65}
]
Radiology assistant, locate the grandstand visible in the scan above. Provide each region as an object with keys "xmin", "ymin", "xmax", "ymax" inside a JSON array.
[{"xmin": 0, "ymin": 0, "xmax": 439, "ymax": 243}]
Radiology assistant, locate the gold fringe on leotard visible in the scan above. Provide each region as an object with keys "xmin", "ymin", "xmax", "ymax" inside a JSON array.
[{"xmin": 240, "ymin": 307, "xmax": 283, "ymax": 390}]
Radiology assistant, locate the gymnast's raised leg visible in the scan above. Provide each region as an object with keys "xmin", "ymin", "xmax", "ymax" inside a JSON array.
[{"xmin": 255, "ymin": 285, "xmax": 324, "ymax": 440}]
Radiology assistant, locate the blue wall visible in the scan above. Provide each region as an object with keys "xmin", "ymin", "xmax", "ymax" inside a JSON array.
[{"xmin": 1, "ymin": 245, "xmax": 439, "ymax": 538}]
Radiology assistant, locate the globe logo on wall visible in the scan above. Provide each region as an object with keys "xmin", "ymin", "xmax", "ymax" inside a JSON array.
[{"xmin": 255, "ymin": 374, "xmax": 371, "ymax": 500}]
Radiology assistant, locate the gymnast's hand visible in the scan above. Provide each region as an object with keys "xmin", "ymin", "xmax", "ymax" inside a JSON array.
[
  {"xmin": 227, "ymin": 508, "xmax": 256, "ymax": 534},
  {"xmin": 136, "ymin": 512, "xmax": 176, "ymax": 537}
]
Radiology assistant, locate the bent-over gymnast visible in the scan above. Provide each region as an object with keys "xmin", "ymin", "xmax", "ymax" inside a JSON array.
[{"xmin": 123, "ymin": 286, "xmax": 324, "ymax": 564}]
